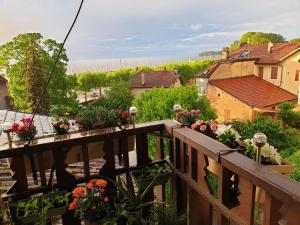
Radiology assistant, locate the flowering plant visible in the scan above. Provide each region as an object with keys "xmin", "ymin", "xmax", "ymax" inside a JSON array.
[
  {"xmin": 69, "ymin": 179, "xmax": 113, "ymax": 223},
  {"xmin": 243, "ymin": 139, "xmax": 282, "ymax": 165},
  {"xmin": 176, "ymin": 109, "xmax": 201, "ymax": 126},
  {"xmin": 215, "ymin": 125, "xmax": 241, "ymax": 148},
  {"xmin": 191, "ymin": 120, "xmax": 218, "ymax": 139},
  {"xmin": 11, "ymin": 117, "xmax": 37, "ymax": 141},
  {"xmin": 52, "ymin": 117, "xmax": 70, "ymax": 135}
]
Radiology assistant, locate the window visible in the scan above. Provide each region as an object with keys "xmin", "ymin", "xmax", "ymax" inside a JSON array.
[
  {"xmin": 197, "ymin": 78, "xmax": 208, "ymax": 96},
  {"xmin": 258, "ymin": 67, "xmax": 264, "ymax": 78},
  {"xmin": 296, "ymin": 70, "xmax": 300, "ymax": 81},
  {"xmin": 271, "ymin": 67, "xmax": 278, "ymax": 79}
]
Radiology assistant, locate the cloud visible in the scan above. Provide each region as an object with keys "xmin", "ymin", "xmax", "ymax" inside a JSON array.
[
  {"xmin": 190, "ymin": 24, "xmax": 203, "ymax": 32},
  {"xmin": 1, "ymin": 0, "xmax": 300, "ymax": 61}
]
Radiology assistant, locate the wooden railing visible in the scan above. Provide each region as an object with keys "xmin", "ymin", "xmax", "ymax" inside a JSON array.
[
  {"xmin": 168, "ymin": 123, "xmax": 300, "ymax": 225},
  {"xmin": 0, "ymin": 120, "xmax": 300, "ymax": 225}
]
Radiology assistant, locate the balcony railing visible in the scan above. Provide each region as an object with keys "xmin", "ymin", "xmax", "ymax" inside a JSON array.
[{"xmin": 0, "ymin": 120, "xmax": 300, "ymax": 225}]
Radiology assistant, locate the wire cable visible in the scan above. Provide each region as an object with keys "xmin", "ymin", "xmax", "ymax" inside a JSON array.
[
  {"xmin": 25, "ymin": 0, "xmax": 85, "ymax": 184},
  {"xmin": 27, "ymin": 0, "xmax": 85, "ymax": 145}
]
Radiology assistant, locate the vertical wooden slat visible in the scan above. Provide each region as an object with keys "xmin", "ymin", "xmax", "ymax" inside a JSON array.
[
  {"xmin": 82, "ymin": 144, "xmax": 90, "ymax": 177},
  {"xmin": 99, "ymin": 139, "xmax": 116, "ymax": 180},
  {"xmin": 189, "ymin": 152, "xmax": 212, "ymax": 225},
  {"xmin": 37, "ymin": 152, "xmax": 47, "ymax": 186},
  {"xmin": 263, "ymin": 193, "xmax": 283, "ymax": 225},
  {"xmin": 136, "ymin": 133, "xmax": 151, "ymax": 166},
  {"xmin": 285, "ymin": 208, "xmax": 300, "ymax": 225},
  {"xmin": 155, "ymin": 134, "xmax": 166, "ymax": 202},
  {"xmin": 8, "ymin": 155, "xmax": 28, "ymax": 194},
  {"xmin": 53, "ymin": 148, "xmax": 80, "ymax": 225}
]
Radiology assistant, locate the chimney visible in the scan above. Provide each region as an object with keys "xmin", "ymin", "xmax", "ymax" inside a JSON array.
[
  {"xmin": 141, "ymin": 72, "xmax": 145, "ymax": 85},
  {"xmin": 268, "ymin": 42, "xmax": 273, "ymax": 54},
  {"xmin": 221, "ymin": 47, "xmax": 229, "ymax": 60}
]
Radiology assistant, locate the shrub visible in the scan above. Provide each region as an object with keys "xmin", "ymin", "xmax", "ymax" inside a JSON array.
[
  {"xmin": 134, "ymin": 86, "xmax": 216, "ymax": 123},
  {"xmin": 278, "ymin": 102, "xmax": 300, "ymax": 128},
  {"xmin": 231, "ymin": 115, "xmax": 300, "ymax": 150},
  {"xmin": 286, "ymin": 150, "xmax": 300, "ymax": 182}
]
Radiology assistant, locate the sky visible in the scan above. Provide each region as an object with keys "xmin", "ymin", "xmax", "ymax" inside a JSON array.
[{"xmin": 1, "ymin": 0, "xmax": 300, "ymax": 62}]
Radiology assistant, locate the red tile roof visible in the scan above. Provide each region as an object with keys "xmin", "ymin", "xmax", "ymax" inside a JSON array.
[
  {"xmin": 210, "ymin": 75, "xmax": 297, "ymax": 108},
  {"xmin": 129, "ymin": 70, "xmax": 179, "ymax": 88},
  {"xmin": 229, "ymin": 42, "xmax": 300, "ymax": 64}
]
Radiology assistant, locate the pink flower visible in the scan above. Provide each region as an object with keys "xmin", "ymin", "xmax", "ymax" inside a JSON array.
[
  {"xmin": 103, "ymin": 197, "xmax": 109, "ymax": 203},
  {"xmin": 191, "ymin": 124, "xmax": 196, "ymax": 130},
  {"xmin": 200, "ymin": 125, "xmax": 207, "ymax": 132},
  {"xmin": 195, "ymin": 120, "xmax": 202, "ymax": 125},
  {"xmin": 210, "ymin": 123, "xmax": 218, "ymax": 131}
]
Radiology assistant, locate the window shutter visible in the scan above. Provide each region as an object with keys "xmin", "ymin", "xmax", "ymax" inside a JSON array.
[
  {"xmin": 271, "ymin": 67, "xmax": 278, "ymax": 79},
  {"xmin": 295, "ymin": 70, "xmax": 300, "ymax": 81},
  {"xmin": 258, "ymin": 67, "xmax": 264, "ymax": 78}
]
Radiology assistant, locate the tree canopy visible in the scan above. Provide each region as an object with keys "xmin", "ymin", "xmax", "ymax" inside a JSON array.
[
  {"xmin": 229, "ymin": 32, "xmax": 286, "ymax": 51},
  {"xmin": 0, "ymin": 33, "xmax": 78, "ymax": 113},
  {"xmin": 290, "ymin": 38, "xmax": 300, "ymax": 43}
]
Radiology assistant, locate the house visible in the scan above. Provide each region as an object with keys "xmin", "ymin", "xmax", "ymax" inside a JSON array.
[
  {"xmin": 129, "ymin": 70, "xmax": 182, "ymax": 97},
  {"xmin": 0, "ymin": 76, "xmax": 14, "ymax": 109},
  {"xmin": 193, "ymin": 42, "xmax": 300, "ymax": 121}
]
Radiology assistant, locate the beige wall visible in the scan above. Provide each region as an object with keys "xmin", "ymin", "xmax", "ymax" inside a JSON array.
[
  {"xmin": 0, "ymin": 82, "xmax": 9, "ymax": 109},
  {"xmin": 254, "ymin": 65, "xmax": 282, "ymax": 86},
  {"xmin": 207, "ymin": 84, "xmax": 254, "ymax": 122},
  {"xmin": 253, "ymin": 51, "xmax": 300, "ymax": 95},
  {"xmin": 210, "ymin": 60, "xmax": 256, "ymax": 80}
]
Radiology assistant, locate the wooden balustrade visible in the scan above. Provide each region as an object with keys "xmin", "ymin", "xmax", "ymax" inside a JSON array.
[
  {"xmin": 0, "ymin": 120, "xmax": 300, "ymax": 225},
  {"xmin": 166, "ymin": 123, "xmax": 300, "ymax": 225}
]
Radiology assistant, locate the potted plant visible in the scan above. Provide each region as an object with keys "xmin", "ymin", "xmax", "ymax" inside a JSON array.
[
  {"xmin": 215, "ymin": 124, "xmax": 241, "ymax": 149},
  {"xmin": 110, "ymin": 173, "xmax": 162, "ymax": 224},
  {"xmin": 176, "ymin": 109, "xmax": 201, "ymax": 127},
  {"xmin": 69, "ymin": 177, "xmax": 155, "ymax": 225},
  {"xmin": 240, "ymin": 139, "xmax": 294, "ymax": 203},
  {"xmin": 11, "ymin": 117, "xmax": 37, "ymax": 144},
  {"xmin": 16, "ymin": 191, "xmax": 69, "ymax": 225},
  {"xmin": 191, "ymin": 120, "xmax": 218, "ymax": 139},
  {"xmin": 131, "ymin": 162, "xmax": 171, "ymax": 190},
  {"xmin": 52, "ymin": 117, "xmax": 70, "ymax": 136},
  {"xmin": 69, "ymin": 179, "xmax": 114, "ymax": 225}
]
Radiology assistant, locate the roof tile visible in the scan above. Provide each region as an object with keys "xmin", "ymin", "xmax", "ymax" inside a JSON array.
[{"xmin": 210, "ymin": 75, "xmax": 297, "ymax": 108}]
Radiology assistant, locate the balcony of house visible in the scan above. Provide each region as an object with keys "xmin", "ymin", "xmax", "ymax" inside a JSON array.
[{"xmin": 0, "ymin": 120, "xmax": 300, "ymax": 225}]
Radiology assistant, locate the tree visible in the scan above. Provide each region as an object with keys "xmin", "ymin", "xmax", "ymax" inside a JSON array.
[
  {"xmin": 290, "ymin": 38, "xmax": 300, "ymax": 43},
  {"xmin": 229, "ymin": 32, "xmax": 286, "ymax": 51},
  {"xmin": 0, "ymin": 33, "xmax": 78, "ymax": 113},
  {"xmin": 134, "ymin": 86, "xmax": 216, "ymax": 123},
  {"xmin": 77, "ymin": 72, "xmax": 98, "ymax": 102},
  {"xmin": 95, "ymin": 72, "xmax": 107, "ymax": 96}
]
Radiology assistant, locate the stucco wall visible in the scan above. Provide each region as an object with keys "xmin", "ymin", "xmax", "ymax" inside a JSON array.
[
  {"xmin": 210, "ymin": 60, "xmax": 256, "ymax": 80},
  {"xmin": 0, "ymin": 82, "xmax": 9, "ymax": 109},
  {"xmin": 254, "ymin": 65, "xmax": 282, "ymax": 86},
  {"xmin": 207, "ymin": 84, "xmax": 254, "ymax": 122}
]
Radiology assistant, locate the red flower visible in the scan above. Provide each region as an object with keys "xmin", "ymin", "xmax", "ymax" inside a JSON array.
[
  {"xmin": 68, "ymin": 201, "xmax": 77, "ymax": 210},
  {"xmin": 96, "ymin": 179, "xmax": 108, "ymax": 188},
  {"xmin": 86, "ymin": 182, "xmax": 94, "ymax": 190},
  {"xmin": 89, "ymin": 179, "xmax": 98, "ymax": 185},
  {"xmin": 72, "ymin": 187, "xmax": 85, "ymax": 197},
  {"xmin": 103, "ymin": 197, "xmax": 109, "ymax": 203},
  {"xmin": 100, "ymin": 188, "xmax": 105, "ymax": 194},
  {"xmin": 11, "ymin": 123, "xmax": 19, "ymax": 132},
  {"xmin": 121, "ymin": 111, "xmax": 127, "ymax": 119}
]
